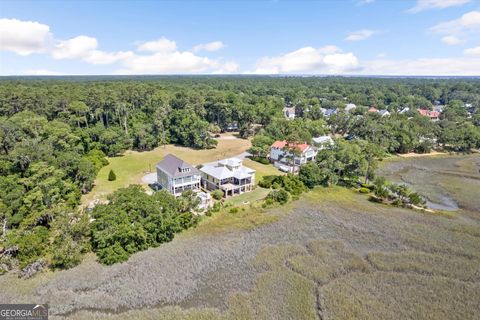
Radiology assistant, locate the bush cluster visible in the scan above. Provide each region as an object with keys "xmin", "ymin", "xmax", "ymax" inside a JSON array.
[{"xmin": 91, "ymin": 186, "xmax": 199, "ymax": 265}]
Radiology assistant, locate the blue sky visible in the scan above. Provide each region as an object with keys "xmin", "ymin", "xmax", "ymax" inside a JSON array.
[{"xmin": 1, "ymin": 0, "xmax": 479, "ymax": 75}]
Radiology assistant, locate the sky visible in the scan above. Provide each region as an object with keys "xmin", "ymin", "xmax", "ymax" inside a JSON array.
[{"xmin": 0, "ymin": 0, "xmax": 479, "ymax": 76}]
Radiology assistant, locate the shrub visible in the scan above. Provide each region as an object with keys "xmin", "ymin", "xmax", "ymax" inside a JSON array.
[
  {"xmin": 229, "ymin": 207, "xmax": 239, "ymax": 213},
  {"xmin": 250, "ymin": 156, "xmax": 270, "ymax": 165},
  {"xmin": 259, "ymin": 175, "xmax": 306, "ymax": 196},
  {"xmin": 211, "ymin": 189, "xmax": 224, "ymax": 200},
  {"xmin": 108, "ymin": 169, "xmax": 116, "ymax": 181},
  {"xmin": 267, "ymin": 188, "xmax": 290, "ymax": 205},
  {"xmin": 361, "ymin": 183, "xmax": 374, "ymax": 190},
  {"xmin": 258, "ymin": 175, "xmax": 277, "ymax": 188},
  {"xmin": 359, "ymin": 187, "xmax": 370, "ymax": 194}
]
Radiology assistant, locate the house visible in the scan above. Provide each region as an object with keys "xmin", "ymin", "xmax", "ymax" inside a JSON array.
[
  {"xmin": 433, "ymin": 105, "xmax": 445, "ymax": 113},
  {"xmin": 378, "ymin": 109, "xmax": 390, "ymax": 117},
  {"xmin": 417, "ymin": 109, "xmax": 440, "ymax": 121},
  {"xmin": 368, "ymin": 107, "xmax": 378, "ymax": 113},
  {"xmin": 156, "ymin": 154, "xmax": 201, "ymax": 197},
  {"xmin": 321, "ymin": 108, "xmax": 338, "ymax": 117},
  {"xmin": 270, "ymin": 140, "xmax": 317, "ymax": 173},
  {"xmin": 200, "ymin": 158, "xmax": 255, "ymax": 198},
  {"xmin": 399, "ymin": 107, "xmax": 410, "ymax": 114},
  {"xmin": 345, "ymin": 103, "xmax": 357, "ymax": 112},
  {"xmin": 283, "ymin": 106, "xmax": 296, "ymax": 120},
  {"xmin": 312, "ymin": 135, "xmax": 334, "ymax": 150}
]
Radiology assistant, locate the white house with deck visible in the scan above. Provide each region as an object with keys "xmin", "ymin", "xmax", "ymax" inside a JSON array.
[
  {"xmin": 270, "ymin": 140, "xmax": 317, "ymax": 173},
  {"xmin": 200, "ymin": 158, "xmax": 255, "ymax": 198}
]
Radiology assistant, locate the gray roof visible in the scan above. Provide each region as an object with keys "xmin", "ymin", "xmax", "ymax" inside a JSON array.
[{"xmin": 156, "ymin": 154, "xmax": 199, "ymax": 178}]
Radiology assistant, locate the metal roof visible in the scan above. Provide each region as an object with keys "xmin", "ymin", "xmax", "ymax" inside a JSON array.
[{"xmin": 156, "ymin": 154, "xmax": 199, "ymax": 178}]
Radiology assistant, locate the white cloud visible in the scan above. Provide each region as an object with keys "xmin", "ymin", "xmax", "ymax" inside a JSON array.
[
  {"xmin": 441, "ymin": 35, "xmax": 464, "ymax": 45},
  {"xmin": 430, "ymin": 11, "xmax": 480, "ymax": 44},
  {"xmin": 52, "ymin": 36, "xmax": 98, "ymax": 59},
  {"xmin": 361, "ymin": 57, "xmax": 480, "ymax": 75},
  {"xmin": 407, "ymin": 0, "xmax": 470, "ymax": 13},
  {"xmin": 430, "ymin": 10, "xmax": 480, "ymax": 34},
  {"xmin": 192, "ymin": 41, "xmax": 225, "ymax": 52},
  {"xmin": 83, "ymin": 50, "xmax": 134, "ymax": 64},
  {"xmin": 23, "ymin": 69, "xmax": 64, "ymax": 75},
  {"xmin": 51, "ymin": 35, "xmax": 133, "ymax": 64},
  {"xmin": 211, "ymin": 61, "xmax": 239, "ymax": 74},
  {"xmin": 345, "ymin": 29, "xmax": 377, "ymax": 41},
  {"xmin": 250, "ymin": 46, "xmax": 360, "ymax": 74},
  {"xmin": 0, "ymin": 18, "xmax": 53, "ymax": 55},
  {"xmin": 137, "ymin": 37, "xmax": 177, "ymax": 52},
  {"xmin": 118, "ymin": 50, "xmax": 236, "ymax": 74},
  {"xmin": 464, "ymin": 45, "xmax": 480, "ymax": 55},
  {"xmin": 0, "ymin": 18, "xmax": 235, "ymax": 73}
]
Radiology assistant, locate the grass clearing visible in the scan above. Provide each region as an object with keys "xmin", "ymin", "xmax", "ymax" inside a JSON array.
[
  {"xmin": 190, "ymin": 205, "xmax": 279, "ymax": 236},
  {"xmin": 241, "ymin": 158, "xmax": 282, "ymax": 181},
  {"xmin": 225, "ymin": 187, "xmax": 270, "ymax": 206},
  {"xmin": 81, "ymin": 135, "xmax": 251, "ymax": 205}
]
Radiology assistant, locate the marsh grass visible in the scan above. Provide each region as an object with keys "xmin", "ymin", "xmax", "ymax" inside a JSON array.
[
  {"xmin": 3, "ymin": 156, "xmax": 480, "ymax": 319},
  {"xmin": 367, "ymin": 251, "xmax": 480, "ymax": 281},
  {"xmin": 321, "ymin": 272, "xmax": 480, "ymax": 320}
]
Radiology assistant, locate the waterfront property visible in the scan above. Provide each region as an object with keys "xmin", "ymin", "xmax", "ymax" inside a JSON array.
[
  {"xmin": 270, "ymin": 140, "xmax": 317, "ymax": 173},
  {"xmin": 200, "ymin": 158, "xmax": 255, "ymax": 198},
  {"xmin": 156, "ymin": 154, "xmax": 201, "ymax": 196}
]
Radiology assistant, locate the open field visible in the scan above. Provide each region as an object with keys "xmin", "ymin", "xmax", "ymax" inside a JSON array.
[
  {"xmin": 81, "ymin": 133, "xmax": 251, "ymax": 205},
  {"xmin": 2, "ymin": 150, "xmax": 480, "ymax": 320}
]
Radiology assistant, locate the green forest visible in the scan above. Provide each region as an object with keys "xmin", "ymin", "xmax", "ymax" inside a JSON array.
[{"xmin": 1, "ymin": 76, "xmax": 479, "ymax": 275}]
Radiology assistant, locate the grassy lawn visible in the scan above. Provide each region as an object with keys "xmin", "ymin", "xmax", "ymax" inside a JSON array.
[
  {"xmin": 191, "ymin": 204, "xmax": 280, "ymax": 235},
  {"xmin": 225, "ymin": 187, "xmax": 271, "ymax": 206},
  {"xmin": 81, "ymin": 134, "xmax": 251, "ymax": 205},
  {"xmin": 242, "ymin": 158, "xmax": 283, "ymax": 181}
]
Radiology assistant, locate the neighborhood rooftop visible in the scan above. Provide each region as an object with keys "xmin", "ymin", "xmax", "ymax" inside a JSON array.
[
  {"xmin": 271, "ymin": 140, "xmax": 310, "ymax": 152},
  {"xmin": 200, "ymin": 157, "xmax": 255, "ymax": 180},
  {"xmin": 156, "ymin": 154, "xmax": 199, "ymax": 178}
]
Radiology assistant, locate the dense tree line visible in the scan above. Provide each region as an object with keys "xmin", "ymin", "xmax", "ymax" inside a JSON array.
[{"xmin": 1, "ymin": 76, "xmax": 479, "ymax": 274}]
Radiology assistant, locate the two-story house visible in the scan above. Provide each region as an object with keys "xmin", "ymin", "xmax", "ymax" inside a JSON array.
[
  {"xmin": 270, "ymin": 140, "xmax": 317, "ymax": 173},
  {"xmin": 156, "ymin": 154, "xmax": 201, "ymax": 197},
  {"xmin": 200, "ymin": 158, "xmax": 255, "ymax": 198}
]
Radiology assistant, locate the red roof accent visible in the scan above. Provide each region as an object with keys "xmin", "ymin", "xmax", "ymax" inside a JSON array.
[
  {"xmin": 272, "ymin": 140, "xmax": 287, "ymax": 149},
  {"xmin": 418, "ymin": 109, "xmax": 428, "ymax": 116},
  {"xmin": 417, "ymin": 109, "xmax": 440, "ymax": 118},
  {"xmin": 271, "ymin": 140, "xmax": 310, "ymax": 153},
  {"xmin": 368, "ymin": 107, "xmax": 378, "ymax": 113}
]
